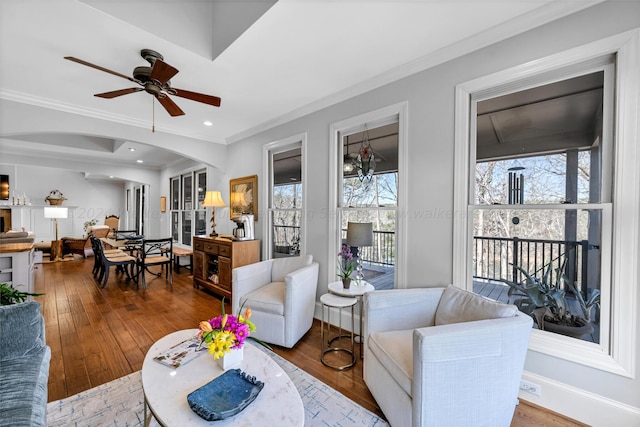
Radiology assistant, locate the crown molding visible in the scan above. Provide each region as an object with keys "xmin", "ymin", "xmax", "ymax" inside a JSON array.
[
  {"xmin": 227, "ymin": 0, "xmax": 604, "ymax": 144},
  {"xmin": 0, "ymin": 89, "xmax": 227, "ymax": 145}
]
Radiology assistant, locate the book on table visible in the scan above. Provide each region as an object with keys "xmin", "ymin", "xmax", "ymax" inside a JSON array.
[{"xmin": 153, "ymin": 335, "xmax": 207, "ymax": 368}]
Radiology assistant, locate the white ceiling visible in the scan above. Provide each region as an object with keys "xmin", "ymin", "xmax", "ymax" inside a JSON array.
[{"xmin": 0, "ymin": 0, "xmax": 601, "ymax": 170}]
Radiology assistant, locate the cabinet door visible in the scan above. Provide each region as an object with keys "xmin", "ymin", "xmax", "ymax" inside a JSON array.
[
  {"xmin": 193, "ymin": 251, "xmax": 205, "ymax": 280},
  {"xmin": 218, "ymin": 256, "xmax": 231, "ymax": 291}
]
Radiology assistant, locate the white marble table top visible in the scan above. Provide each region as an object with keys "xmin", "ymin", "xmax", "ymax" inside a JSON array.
[
  {"xmin": 142, "ymin": 329, "xmax": 304, "ymax": 427},
  {"xmin": 328, "ymin": 280, "xmax": 375, "ymax": 297}
]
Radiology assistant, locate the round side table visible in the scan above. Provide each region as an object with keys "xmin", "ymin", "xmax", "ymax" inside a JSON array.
[
  {"xmin": 328, "ymin": 281, "xmax": 375, "ymax": 358},
  {"xmin": 320, "ymin": 293, "xmax": 357, "ymax": 370}
]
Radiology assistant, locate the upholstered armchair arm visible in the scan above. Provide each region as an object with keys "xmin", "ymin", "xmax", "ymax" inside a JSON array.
[
  {"xmin": 232, "ymin": 260, "xmax": 274, "ymax": 315},
  {"xmin": 364, "ymin": 288, "xmax": 446, "ymax": 337},
  {"xmin": 61, "ymin": 236, "xmax": 89, "ymax": 250},
  {"xmin": 283, "ymin": 262, "xmax": 319, "ymax": 344},
  {"xmin": 411, "ymin": 313, "xmax": 533, "ymax": 427}
]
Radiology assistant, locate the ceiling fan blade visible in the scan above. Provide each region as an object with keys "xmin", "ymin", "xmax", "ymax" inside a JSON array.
[
  {"xmin": 156, "ymin": 95, "xmax": 185, "ymax": 117},
  {"xmin": 149, "ymin": 59, "xmax": 179, "ymax": 85},
  {"xmin": 95, "ymin": 88, "xmax": 143, "ymax": 99},
  {"xmin": 172, "ymin": 88, "xmax": 221, "ymax": 107},
  {"xmin": 64, "ymin": 56, "xmax": 140, "ymax": 84}
]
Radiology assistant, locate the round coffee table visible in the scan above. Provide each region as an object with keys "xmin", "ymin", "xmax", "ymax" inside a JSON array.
[{"xmin": 142, "ymin": 329, "xmax": 304, "ymax": 426}]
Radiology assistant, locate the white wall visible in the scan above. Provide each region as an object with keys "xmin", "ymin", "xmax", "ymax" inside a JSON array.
[
  {"xmin": 223, "ymin": 2, "xmax": 640, "ymax": 425},
  {"xmin": 0, "ymin": 163, "xmax": 125, "ymax": 240}
]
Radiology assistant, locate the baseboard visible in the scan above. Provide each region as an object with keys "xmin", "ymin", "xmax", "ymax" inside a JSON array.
[{"xmin": 519, "ymin": 372, "xmax": 640, "ymax": 426}]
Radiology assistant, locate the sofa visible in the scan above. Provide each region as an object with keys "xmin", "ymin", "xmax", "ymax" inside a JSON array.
[
  {"xmin": 0, "ymin": 230, "xmax": 35, "ymax": 244},
  {"xmin": 0, "ymin": 301, "xmax": 51, "ymax": 427}
]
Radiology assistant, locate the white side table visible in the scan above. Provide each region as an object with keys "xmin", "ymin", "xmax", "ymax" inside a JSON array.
[
  {"xmin": 328, "ymin": 281, "xmax": 375, "ymax": 358},
  {"xmin": 320, "ymin": 293, "xmax": 357, "ymax": 370}
]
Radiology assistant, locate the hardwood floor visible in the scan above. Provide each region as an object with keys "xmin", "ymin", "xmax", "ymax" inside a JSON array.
[{"xmin": 33, "ymin": 257, "xmax": 587, "ymax": 426}]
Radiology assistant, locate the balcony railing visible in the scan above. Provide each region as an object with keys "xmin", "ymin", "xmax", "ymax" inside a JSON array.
[
  {"xmin": 341, "ymin": 229, "xmax": 395, "ymax": 266},
  {"xmin": 473, "ymin": 236, "xmax": 598, "ymax": 296},
  {"xmin": 272, "ymin": 225, "xmax": 395, "ymax": 266}
]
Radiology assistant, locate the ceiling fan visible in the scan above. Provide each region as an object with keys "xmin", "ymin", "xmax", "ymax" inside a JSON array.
[{"xmin": 64, "ymin": 49, "xmax": 221, "ymax": 117}]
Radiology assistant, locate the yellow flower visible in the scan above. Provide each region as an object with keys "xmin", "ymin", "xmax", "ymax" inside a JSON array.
[{"xmin": 245, "ymin": 307, "xmax": 252, "ymax": 320}]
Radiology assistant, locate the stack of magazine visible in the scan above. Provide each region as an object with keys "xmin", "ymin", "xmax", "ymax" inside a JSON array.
[{"xmin": 153, "ymin": 335, "xmax": 208, "ymax": 368}]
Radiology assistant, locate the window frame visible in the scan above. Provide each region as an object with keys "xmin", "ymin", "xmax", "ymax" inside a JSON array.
[
  {"xmin": 169, "ymin": 168, "xmax": 207, "ymax": 247},
  {"xmin": 262, "ymin": 133, "xmax": 307, "ymax": 260},
  {"xmin": 453, "ymin": 30, "xmax": 640, "ymax": 376},
  {"xmin": 329, "ymin": 102, "xmax": 408, "ymax": 289}
]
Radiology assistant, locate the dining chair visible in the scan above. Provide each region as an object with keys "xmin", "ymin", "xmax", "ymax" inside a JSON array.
[
  {"xmin": 137, "ymin": 237, "xmax": 173, "ymax": 289},
  {"xmin": 94, "ymin": 238, "xmax": 137, "ymax": 288}
]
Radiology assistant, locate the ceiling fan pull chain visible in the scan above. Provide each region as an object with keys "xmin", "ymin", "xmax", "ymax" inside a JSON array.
[{"xmin": 152, "ymin": 97, "xmax": 155, "ymax": 133}]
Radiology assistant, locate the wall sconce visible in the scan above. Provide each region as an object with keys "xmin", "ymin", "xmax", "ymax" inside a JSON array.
[{"xmin": 160, "ymin": 196, "xmax": 167, "ymax": 213}]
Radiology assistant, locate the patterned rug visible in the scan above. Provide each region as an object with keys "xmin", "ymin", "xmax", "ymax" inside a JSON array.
[{"xmin": 46, "ymin": 343, "xmax": 388, "ymax": 427}]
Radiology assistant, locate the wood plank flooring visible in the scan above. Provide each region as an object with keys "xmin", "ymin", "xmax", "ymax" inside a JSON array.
[{"xmin": 33, "ymin": 257, "xmax": 587, "ymax": 426}]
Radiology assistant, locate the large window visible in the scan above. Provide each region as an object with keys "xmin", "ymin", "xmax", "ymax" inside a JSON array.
[
  {"xmin": 170, "ymin": 169, "xmax": 206, "ymax": 247},
  {"xmin": 454, "ymin": 33, "xmax": 640, "ymax": 375},
  {"xmin": 265, "ymin": 137, "xmax": 303, "ymax": 259},
  {"xmin": 338, "ymin": 121, "xmax": 398, "ymax": 290}
]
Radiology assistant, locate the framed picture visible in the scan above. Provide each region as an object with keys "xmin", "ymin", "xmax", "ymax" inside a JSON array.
[{"xmin": 230, "ymin": 175, "xmax": 258, "ymax": 220}]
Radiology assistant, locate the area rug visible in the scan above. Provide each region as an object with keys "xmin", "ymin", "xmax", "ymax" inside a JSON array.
[{"xmin": 46, "ymin": 343, "xmax": 388, "ymax": 427}]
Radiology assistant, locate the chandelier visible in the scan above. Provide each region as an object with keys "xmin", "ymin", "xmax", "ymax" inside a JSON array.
[{"xmin": 356, "ymin": 126, "xmax": 375, "ymax": 182}]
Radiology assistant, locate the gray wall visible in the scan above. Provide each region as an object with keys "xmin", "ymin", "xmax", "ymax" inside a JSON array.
[{"xmin": 221, "ymin": 1, "xmax": 640, "ymax": 422}]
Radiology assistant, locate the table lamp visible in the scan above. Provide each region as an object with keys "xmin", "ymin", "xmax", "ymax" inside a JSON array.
[
  {"xmin": 346, "ymin": 222, "xmax": 373, "ymax": 286},
  {"xmin": 44, "ymin": 207, "xmax": 68, "ymax": 261},
  {"xmin": 201, "ymin": 190, "xmax": 226, "ymax": 237}
]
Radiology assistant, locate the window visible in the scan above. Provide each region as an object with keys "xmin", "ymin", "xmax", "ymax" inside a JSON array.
[
  {"xmin": 454, "ymin": 32, "xmax": 640, "ymax": 375},
  {"xmin": 338, "ymin": 122, "xmax": 398, "ymax": 290},
  {"xmin": 264, "ymin": 135, "xmax": 304, "ymax": 259},
  {"xmin": 170, "ymin": 169, "xmax": 206, "ymax": 247}
]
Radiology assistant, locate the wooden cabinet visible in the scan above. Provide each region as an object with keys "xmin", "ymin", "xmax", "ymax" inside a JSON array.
[{"xmin": 192, "ymin": 237, "xmax": 260, "ymax": 299}]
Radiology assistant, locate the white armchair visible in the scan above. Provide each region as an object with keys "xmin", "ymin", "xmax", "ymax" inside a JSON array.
[
  {"xmin": 232, "ymin": 255, "xmax": 319, "ymax": 348},
  {"xmin": 364, "ymin": 285, "xmax": 532, "ymax": 427}
]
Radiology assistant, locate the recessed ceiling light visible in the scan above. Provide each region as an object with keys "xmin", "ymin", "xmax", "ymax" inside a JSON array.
[
  {"xmin": 136, "ymin": 160, "xmax": 143, "ymax": 163},
  {"xmin": 129, "ymin": 148, "xmax": 136, "ymax": 152},
  {"xmin": 203, "ymin": 121, "xmax": 213, "ymax": 126}
]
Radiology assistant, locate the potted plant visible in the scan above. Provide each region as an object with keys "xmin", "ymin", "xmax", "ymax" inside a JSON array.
[
  {"xmin": 0, "ymin": 282, "xmax": 43, "ymax": 305},
  {"xmin": 501, "ymin": 260, "xmax": 600, "ymax": 339}
]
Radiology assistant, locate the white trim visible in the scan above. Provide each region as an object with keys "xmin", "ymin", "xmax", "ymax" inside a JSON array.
[
  {"xmin": 0, "ymin": 89, "xmax": 226, "ymax": 144},
  {"xmin": 262, "ymin": 133, "xmax": 307, "ymax": 259},
  {"xmin": 328, "ymin": 102, "xmax": 408, "ymax": 289},
  {"xmin": 518, "ymin": 371, "xmax": 640, "ymax": 426},
  {"xmin": 453, "ymin": 29, "xmax": 640, "ymax": 377},
  {"xmin": 227, "ymin": 1, "xmax": 603, "ymax": 144}
]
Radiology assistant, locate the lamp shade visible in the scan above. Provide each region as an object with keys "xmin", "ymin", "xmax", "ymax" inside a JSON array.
[
  {"xmin": 201, "ymin": 191, "xmax": 226, "ymax": 208},
  {"xmin": 44, "ymin": 207, "xmax": 68, "ymax": 219},
  {"xmin": 346, "ymin": 222, "xmax": 373, "ymax": 247}
]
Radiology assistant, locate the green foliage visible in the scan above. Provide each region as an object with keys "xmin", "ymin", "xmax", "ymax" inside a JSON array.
[
  {"xmin": 501, "ymin": 260, "xmax": 600, "ymax": 330},
  {"xmin": 0, "ymin": 282, "xmax": 43, "ymax": 305}
]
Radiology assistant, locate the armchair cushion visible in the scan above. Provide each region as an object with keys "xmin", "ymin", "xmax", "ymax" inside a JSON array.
[
  {"xmin": 435, "ymin": 285, "xmax": 517, "ymax": 325},
  {"xmin": 368, "ymin": 329, "xmax": 413, "ymax": 395},
  {"xmin": 243, "ymin": 281, "xmax": 285, "ymax": 315},
  {"xmin": 271, "ymin": 254, "xmax": 313, "ymax": 282}
]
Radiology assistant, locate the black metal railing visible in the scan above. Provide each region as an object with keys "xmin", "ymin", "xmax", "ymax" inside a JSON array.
[
  {"xmin": 472, "ymin": 236, "xmax": 594, "ymax": 295},
  {"xmin": 272, "ymin": 225, "xmax": 395, "ymax": 266},
  {"xmin": 341, "ymin": 229, "xmax": 395, "ymax": 266}
]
